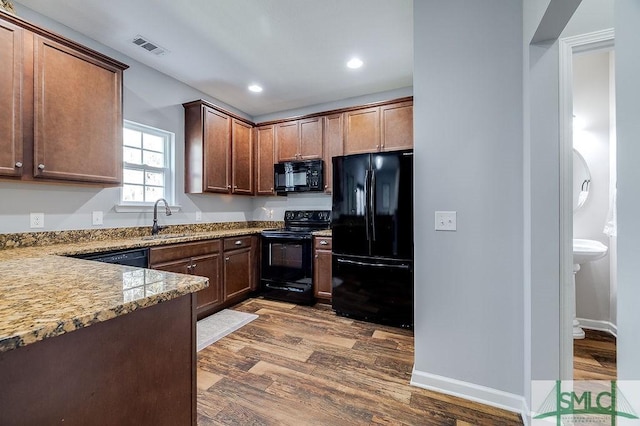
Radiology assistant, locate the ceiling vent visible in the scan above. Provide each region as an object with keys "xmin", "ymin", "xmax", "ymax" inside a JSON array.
[{"xmin": 131, "ymin": 35, "xmax": 168, "ymax": 56}]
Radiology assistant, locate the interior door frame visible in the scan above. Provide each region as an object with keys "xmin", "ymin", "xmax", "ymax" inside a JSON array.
[{"xmin": 558, "ymin": 28, "xmax": 615, "ymax": 379}]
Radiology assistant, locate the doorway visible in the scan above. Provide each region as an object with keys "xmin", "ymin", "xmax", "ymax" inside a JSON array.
[{"xmin": 559, "ymin": 29, "xmax": 615, "ymax": 379}]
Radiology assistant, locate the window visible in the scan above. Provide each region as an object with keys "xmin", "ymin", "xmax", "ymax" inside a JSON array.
[{"xmin": 121, "ymin": 121, "xmax": 174, "ymax": 204}]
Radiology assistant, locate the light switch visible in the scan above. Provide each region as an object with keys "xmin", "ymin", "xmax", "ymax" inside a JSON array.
[{"xmin": 435, "ymin": 211, "xmax": 457, "ymax": 231}]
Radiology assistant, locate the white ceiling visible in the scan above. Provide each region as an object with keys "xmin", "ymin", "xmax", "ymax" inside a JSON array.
[{"xmin": 15, "ymin": 0, "xmax": 413, "ymax": 118}]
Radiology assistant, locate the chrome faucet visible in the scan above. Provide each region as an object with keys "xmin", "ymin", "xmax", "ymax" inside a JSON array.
[{"xmin": 152, "ymin": 198, "xmax": 172, "ymax": 235}]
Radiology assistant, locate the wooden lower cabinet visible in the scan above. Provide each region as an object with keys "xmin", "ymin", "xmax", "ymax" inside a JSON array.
[
  {"xmin": 222, "ymin": 235, "xmax": 258, "ymax": 302},
  {"xmin": 149, "ymin": 236, "xmax": 258, "ymax": 319},
  {"xmin": 150, "ymin": 240, "xmax": 223, "ymax": 319},
  {"xmin": 0, "ymin": 294, "xmax": 197, "ymax": 425},
  {"xmin": 313, "ymin": 236, "xmax": 332, "ymax": 302}
]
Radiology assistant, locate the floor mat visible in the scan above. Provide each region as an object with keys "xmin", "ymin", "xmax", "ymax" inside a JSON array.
[{"xmin": 196, "ymin": 309, "xmax": 258, "ymax": 352}]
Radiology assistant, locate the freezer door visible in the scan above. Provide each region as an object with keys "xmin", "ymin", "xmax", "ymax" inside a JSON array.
[
  {"xmin": 370, "ymin": 150, "xmax": 413, "ymax": 259},
  {"xmin": 332, "ymin": 254, "xmax": 413, "ymax": 328},
  {"xmin": 332, "ymin": 153, "xmax": 372, "ymax": 256}
]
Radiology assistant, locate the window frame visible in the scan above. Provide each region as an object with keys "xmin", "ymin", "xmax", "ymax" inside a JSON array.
[{"xmin": 120, "ymin": 120, "xmax": 175, "ymax": 207}]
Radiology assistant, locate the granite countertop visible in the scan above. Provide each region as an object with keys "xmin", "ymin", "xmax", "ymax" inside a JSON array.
[
  {"xmin": 312, "ymin": 230, "xmax": 332, "ymax": 237},
  {"xmin": 0, "ymin": 226, "xmax": 267, "ymax": 353}
]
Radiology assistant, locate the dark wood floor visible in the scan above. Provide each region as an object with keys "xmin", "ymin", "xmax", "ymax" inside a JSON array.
[
  {"xmin": 574, "ymin": 329, "xmax": 616, "ymax": 380},
  {"xmin": 196, "ymin": 298, "xmax": 523, "ymax": 425}
]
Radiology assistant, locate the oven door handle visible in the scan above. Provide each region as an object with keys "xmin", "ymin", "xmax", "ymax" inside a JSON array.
[
  {"xmin": 261, "ymin": 234, "xmax": 311, "ymax": 241},
  {"xmin": 336, "ymin": 258, "xmax": 411, "ymax": 270},
  {"xmin": 264, "ymin": 283, "xmax": 305, "ymax": 293}
]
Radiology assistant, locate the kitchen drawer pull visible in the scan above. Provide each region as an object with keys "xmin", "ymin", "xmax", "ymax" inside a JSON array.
[
  {"xmin": 234, "ymin": 240, "xmax": 242, "ymax": 245},
  {"xmin": 320, "ymin": 240, "xmax": 328, "ymax": 245},
  {"xmin": 38, "ymin": 164, "xmax": 45, "ymax": 170},
  {"xmin": 15, "ymin": 162, "xmax": 23, "ymax": 168},
  {"xmin": 191, "ymin": 263, "xmax": 197, "ymax": 269},
  {"xmin": 225, "ymin": 257, "xmax": 230, "ymax": 261}
]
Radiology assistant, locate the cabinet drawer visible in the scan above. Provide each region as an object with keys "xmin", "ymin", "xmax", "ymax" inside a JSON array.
[
  {"xmin": 223, "ymin": 235, "xmax": 252, "ymax": 251},
  {"xmin": 149, "ymin": 239, "xmax": 221, "ymax": 265},
  {"xmin": 314, "ymin": 236, "xmax": 332, "ymax": 250}
]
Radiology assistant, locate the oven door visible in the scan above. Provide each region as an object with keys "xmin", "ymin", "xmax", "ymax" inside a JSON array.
[{"xmin": 260, "ymin": 233, "xmax": 314, "ymax": 303}]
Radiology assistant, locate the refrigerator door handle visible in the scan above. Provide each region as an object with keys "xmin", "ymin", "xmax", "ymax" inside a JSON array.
[
  {"xmin": 336, "ymin": 257, "xmax": 411, "ymax": 270},
  {"xmin": 370, "ymin": 169, "xmax": 376, "ymax": 241},
  {"xmin": 364, "ymin": 169, "xmax": 371, "ymax": 242}
]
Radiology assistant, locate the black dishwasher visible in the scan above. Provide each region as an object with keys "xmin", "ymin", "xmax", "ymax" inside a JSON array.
[{"xmin": 71, "ymin": 248, "xmax": 149, "ymax": 267}]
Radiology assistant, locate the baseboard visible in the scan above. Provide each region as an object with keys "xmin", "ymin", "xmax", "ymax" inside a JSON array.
[
  {"xmin": 410, "ymin": 368, "xmax": 528, "ymax": 422},
  {"xmin": 577, "ymin": 318, "xmax": 617, "ymax": 337}
]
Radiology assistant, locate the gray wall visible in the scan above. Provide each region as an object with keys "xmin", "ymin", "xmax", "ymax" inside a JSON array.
[
  {"xmin": 412, "ymin": 0, "xmax": 524, "ymax": 402},
  {"xmin": 2, "ymin": 4, "xmax": 409, "ymax": 233}
]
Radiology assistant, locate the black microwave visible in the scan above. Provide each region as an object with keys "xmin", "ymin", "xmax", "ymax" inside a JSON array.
[{"xmin": 274, "ymin": 159, "xmax": 324, "ymax": 194}]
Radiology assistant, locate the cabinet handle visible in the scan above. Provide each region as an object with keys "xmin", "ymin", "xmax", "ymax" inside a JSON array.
[
  {"xmin": 315, "ymin": 255, "xmax": 318, "ymax": 259},
  {"xmin": 235, "ymin": 240, "xmax": 242, "ymax": 246},
  {"xmin": 186, "ymin": 265, "xmax": 192, "ymax": 271},
  {"xmin": 15, "ymin": 162, "xmax": 23, "ymax": 168},
  {"xmin": 191, "ymin": 263, "xmax": 197, "ymax": 269},
  {"xmin": 227, "ymin": 184, "xmax": 231, "ymax": 189},
  {"xmin": 38, "ymin": 164, "xmax": 45, "ymax": 170},
  {"xmin": 320, "ymin": 240, "xmax": 328, "ymax": 245},
  {"xmin": 225, "ymin": 257, "xmax": 230, "ymax": 261},
  {"xmin": 234, "ymin": 185, "xmax": 238, "ymax": 189},
  {"xmin": 270, "ymin": 187, "xmax": 273, "ymax": 191}
]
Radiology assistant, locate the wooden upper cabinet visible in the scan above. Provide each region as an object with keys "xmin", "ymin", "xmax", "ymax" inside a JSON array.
[
  {"xmin": 256, "ymin": 124, "xmax": 275, "ymax": 195},
  {"xmin": 275, "ymin": 120, "xmax": 299, "ymax": 162},
  {"xmin": 231, "ymin": 119, "xmax": 253, "ymax": 194},
  {"xmin": 184, "ymin": 100, "xmax": 254, "ymax": 195},
  {"xmin": 0, "ymin": 12, "xmax": 127, "ymax": 184},
  {"xmin": 323, "ymin": 113, "xmax": 343, "ymax": 193},
  {"xmin": 343, "ymin": 100, "xmax": 413, "ymax": 155},
  {"xmin": 203, "ymin": 106, "xmax": 231, "ymax": 193},
  {"xmin": 33, "ymin": 36, "xmax": 124, "ymax": 183},
  {"xmin": 299, "ymin": 117, "xmax": 323, "ymax": 159},
  {"xmin": 380, "ymin": 100, "xmax": 413, "ymax": 151},
  {"xmin": 275, "ymin": 117, "xmax": 323, "ymax": 162},
  {"xmin": 0, "ymin": 18, "xmax": 23, "ymax": 178},
  {"xmin": 343, "ymin": 106, "xmax": 380, "ymax": 155}
]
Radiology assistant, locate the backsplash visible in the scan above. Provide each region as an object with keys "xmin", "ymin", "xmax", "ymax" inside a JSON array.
[{"xmin": 0, "ymin": 221, "xmax": 282, "ymax": 250}]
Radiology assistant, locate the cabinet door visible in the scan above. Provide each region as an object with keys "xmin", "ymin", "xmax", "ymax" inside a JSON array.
[
  {"xmin": 299, "ymin": 117, "xmax": 323, "ymax": 160},
  {"xmin": 224, "ymin": 248, "xmax": 252, "ymax": 300},
  {"xmin": 203, "ymin": 106, "xmax": 231, "ymax": 193},
  {"xmin": 381, "ymin": 101, "xmax": 413, "ymax": 151},
  {"xmin": 256, "ymin": 125, "xmax": 275, "ymax": 195},
  {"xmin": 191, "ymin": 253, "xmax": 223, "ymax": 311},
  {"xmin": 323, "ymin": 113, "xmax": 343, "ymax": 193},
  {"xmin": 343, "ymin": 107, "xmax": 380, "ymax": 155},
  {"xmin": 231, "ymin": 119, "xmax": 253, "ymax": 194},
  {"xmin": 275, "ymin": 120, "xmax": 299, "ymax": 162},
  {"xmin": 314, "ymin": 249, "xmax": 332, "ymax": 301},
  {"xmin": 0, "ymin": 19, "xmax": 23, "ymax": 177},
  {"xmin": 33, "ymin": 36, "xmax": 123, "ymax": 183}
]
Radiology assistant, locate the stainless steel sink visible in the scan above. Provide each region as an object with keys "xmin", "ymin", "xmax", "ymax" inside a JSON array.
[{"xmin": 140, "ymin": 233, "xmax": 190, "ymax": 241}]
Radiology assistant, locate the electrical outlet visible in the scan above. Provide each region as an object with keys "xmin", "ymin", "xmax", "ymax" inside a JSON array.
[
  {"xmin": 92, "ymin": 211, "xmax": 103, "ymax": 226},
  {"xmin": 435, "ymin": 211, "xmax": 457, "ymax": 231},
  {"xmin": 30, "ymin": 212, "xmax": 44, "ymax": 229},
  {"xmin": 195, "ymin": 211, "xmax": 202, "ymax": 221}
]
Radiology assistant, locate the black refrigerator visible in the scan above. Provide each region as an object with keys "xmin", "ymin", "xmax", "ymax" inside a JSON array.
[{"xmin": 331, "ymin": 149, "xmax": 413, "ymax": 328}]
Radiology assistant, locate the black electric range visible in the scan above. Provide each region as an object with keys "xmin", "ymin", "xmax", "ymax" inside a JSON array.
[{"xmin": 260, "ymin": 210, "xmax": 331, "ymax": 304}]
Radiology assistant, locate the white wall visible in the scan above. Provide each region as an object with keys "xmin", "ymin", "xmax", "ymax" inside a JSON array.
[
  {"xmin": 616, "ymin": 0, "xmax": 640, "ymax": 380},
  {"xmin": 412, "ymin": 0, "xmax": 524, "ymax": 409},
  {"xmin": 572, "ymin": 51, "xmax": 612, "ymax": 327}
]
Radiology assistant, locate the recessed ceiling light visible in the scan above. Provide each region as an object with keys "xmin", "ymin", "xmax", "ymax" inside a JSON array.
[
  {"xmin": 248, "ymin": 84, "xmax": 263, "ymax": 93},
  {"xmin": 347, "ymin": 58, "xmax": 363, "ymax": 69}
]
